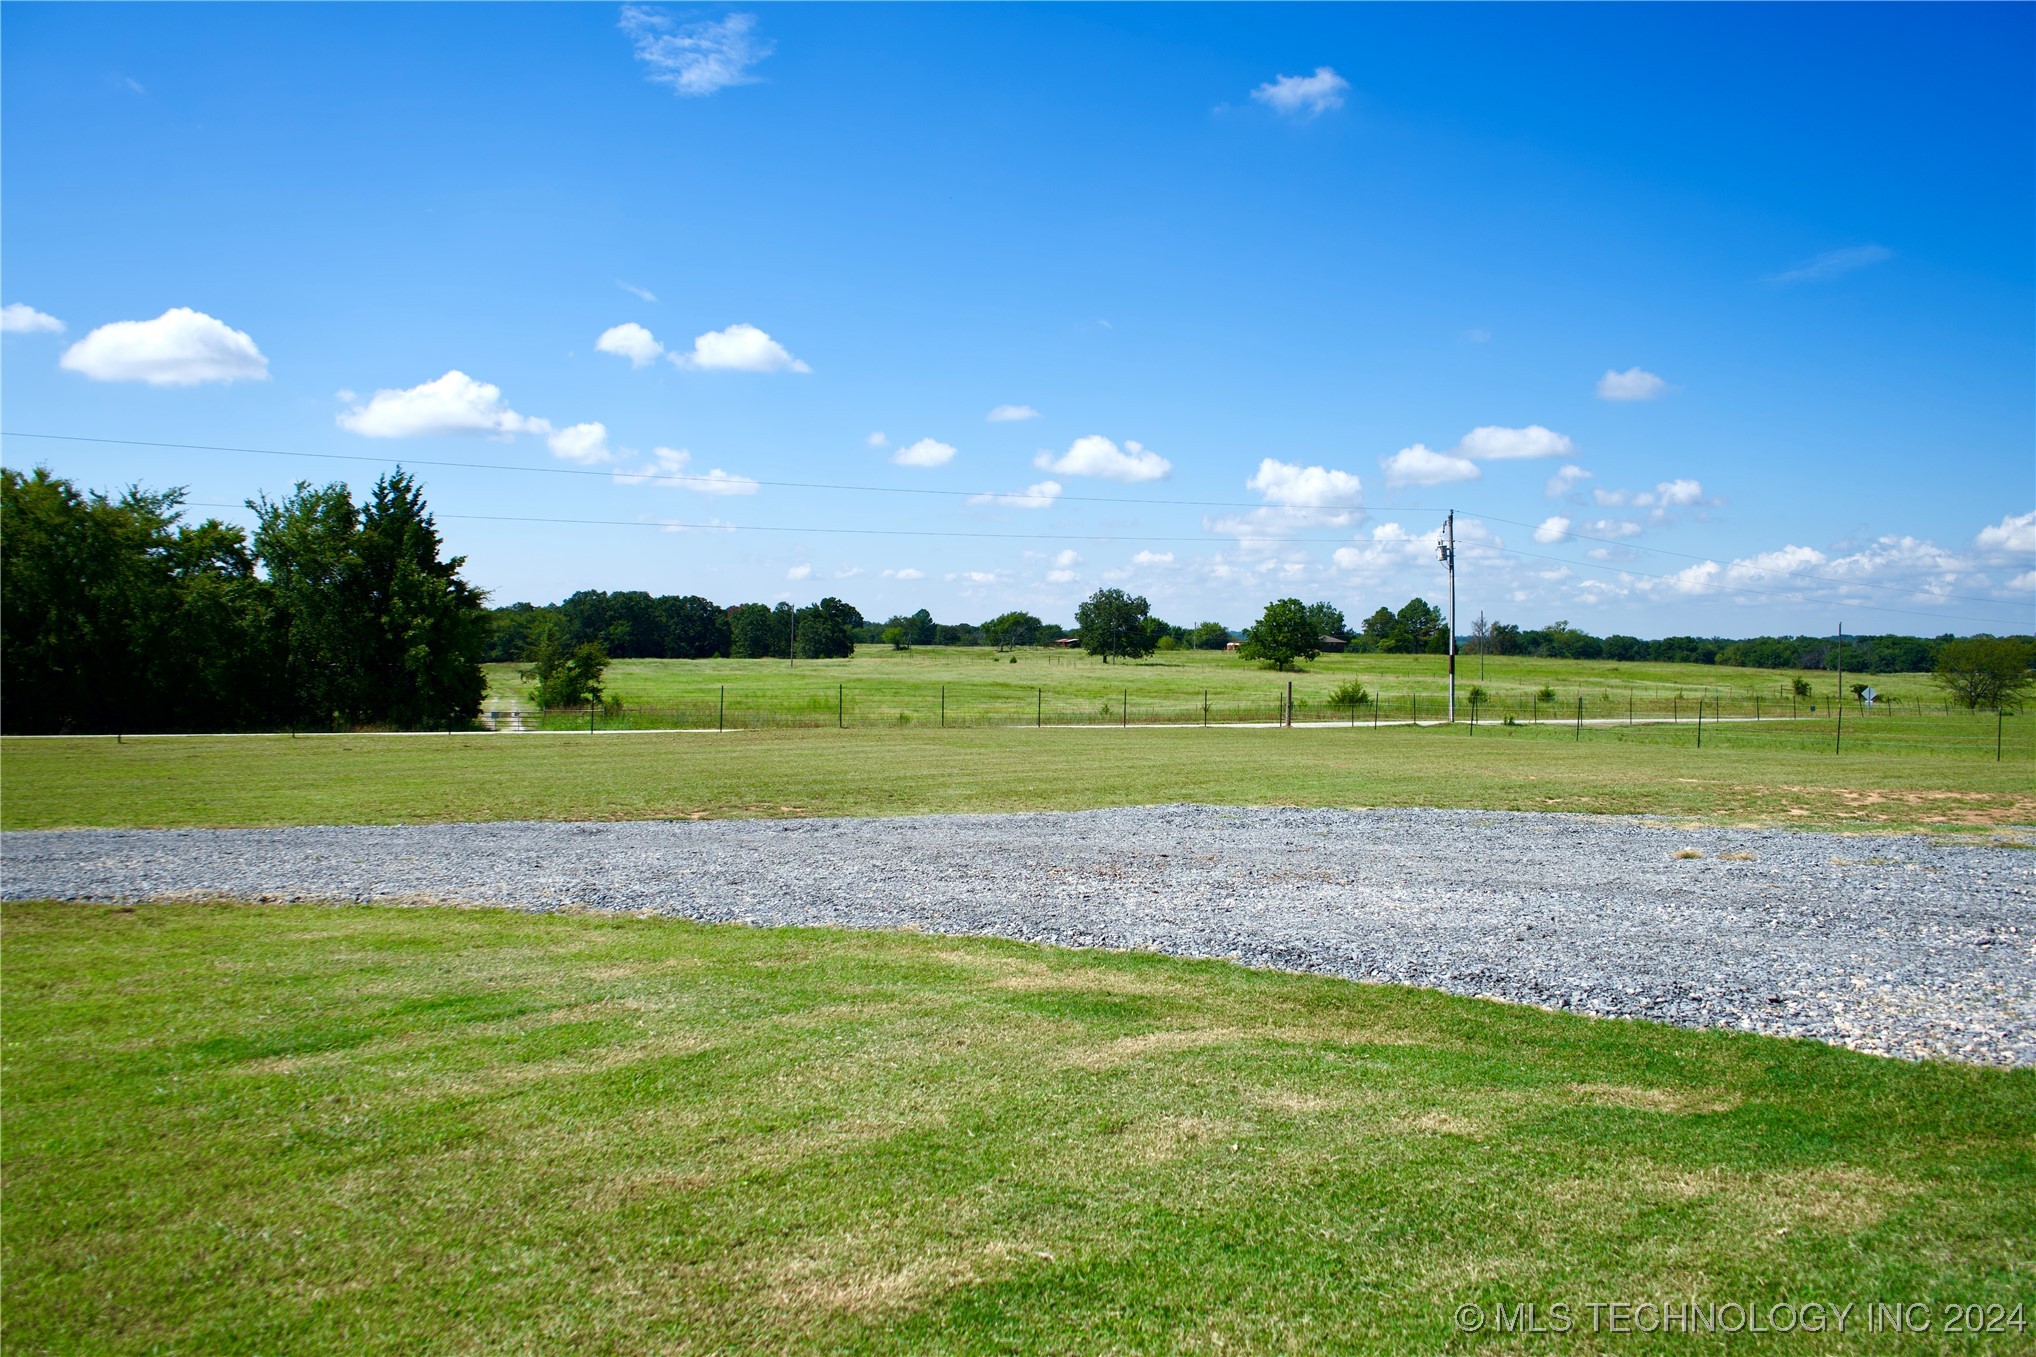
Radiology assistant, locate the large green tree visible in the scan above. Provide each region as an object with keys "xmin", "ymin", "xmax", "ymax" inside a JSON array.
[
  {"xmin": 1934, "ymin": 637, "xmax": 2036, "ymax": 710},
  {"xmin": 793, "ymin": 597, "xmax": 864, "ymax": 658},
  {"xmin": 1075, "ymin": 588, "xmax": 1154, "ymax": 663},
  {"xmin": 1240, "ymin": 597, "xmax": 1320, "ymax": 671}
]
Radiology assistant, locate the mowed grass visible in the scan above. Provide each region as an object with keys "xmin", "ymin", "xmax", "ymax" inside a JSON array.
[
  {"xmin": 4, "ymin": 720, "xmax": 2030, "ymax": 836},
  {"xmin": 486, "ymin": 647, "xmax": 1966, "ymax": 729},
  {"xmin": 5, "ymin": 901, "xmax": 2031, "ymax": 1354}
]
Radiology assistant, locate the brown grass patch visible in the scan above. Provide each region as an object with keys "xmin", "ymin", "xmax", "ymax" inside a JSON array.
[{"xmin": 1570, "ymin": 1083, "xmax": 1742, "ymax": 1115}]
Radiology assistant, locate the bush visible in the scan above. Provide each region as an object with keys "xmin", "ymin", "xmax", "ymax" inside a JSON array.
[
  {"xmin": 1535, "ymin": 685, "xmax": 1556, "ymax": 702},
  {"xmin": 1327, "ymin": 679, "xmax": 1370, "ymax": 707}
]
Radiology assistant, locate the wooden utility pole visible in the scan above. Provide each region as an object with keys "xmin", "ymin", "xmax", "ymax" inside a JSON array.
[{"xmin": 1440, "ymin": 511, "xmax": 1457, "ymax": 723}]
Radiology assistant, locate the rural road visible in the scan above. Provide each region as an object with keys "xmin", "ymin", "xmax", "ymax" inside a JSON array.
[{"xmin": 5, "ymin": 806, "xmax": 2031, "ymax": 1066}]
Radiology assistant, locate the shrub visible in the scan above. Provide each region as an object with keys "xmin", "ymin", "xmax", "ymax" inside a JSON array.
[
  {"xmin": 1534, "ymin": 685, "xmax": 1556, "ymax": 702},
  {"xmin": 1327, "ymin": 679, "xmax": 1370, "ymax": 707}
]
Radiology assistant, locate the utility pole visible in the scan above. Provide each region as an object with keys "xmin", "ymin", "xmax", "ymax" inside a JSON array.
[
  {"xmin": 1439, "ymin": 511, "xmax": 1457, "ymax": 723},
  {"xmin": 1835, "ymin": 620, "xmax": 1843, "ymax": 755},
  {"xmin": 789, "ymin": 603, "xmax": 796, "ymax": 668}
]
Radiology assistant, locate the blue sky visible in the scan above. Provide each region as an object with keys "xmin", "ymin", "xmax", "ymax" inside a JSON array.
[{"xmin": 4, "ymin": 2, "xmax": 2032, "ymax": 635}]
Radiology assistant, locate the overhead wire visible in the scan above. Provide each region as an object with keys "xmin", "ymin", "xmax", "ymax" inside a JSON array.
[{"xmin": 11, "ymin": 429, "xmax": 2019, "ymax": 622}]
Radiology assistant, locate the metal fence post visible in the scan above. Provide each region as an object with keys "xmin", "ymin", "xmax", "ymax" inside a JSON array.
[
  {"xmin": 1286, "ymin": 680, "xmax": 1293, "ymax": 728},
  {"xmin": 1203, "ymin": 689, "xmax": 1208, "ymax": 727},
  {"xmin": 1037, "ymin": 687, "xmax": 1042, "ymax": 728},
  {"xmin": 941, "ymin": 685, "xmax": 946, "ymax": 729},
  {"xmin": 838, "ymin": 684, "xmax": 844, "ymax": 729},
  {"xmin": 718, "ymin": 685, "xmax": 724, "ymax": 732},
  {"xmin": 1122, "ymin": 688, "xmax": 1128, "ymax": 728},
  {"xmin": 1697, "ymin": 698, "xmax": 1703, "ymax": 749},
  {"xmin": 1574, "ymin": 695, "xmax": 1582, "ymax": 741}
]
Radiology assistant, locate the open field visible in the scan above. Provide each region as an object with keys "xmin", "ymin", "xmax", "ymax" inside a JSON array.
[
  {"xmin": 485, "ymin": 647, "xmax": 1977, "ymax": 732},
  {"xmin": 4, "ymin": 720, "xmax": 2031, "ymax": 836},
  {"xmin": 6, "ymin": 900, "xmax": 2032, "ymax": 1354}
]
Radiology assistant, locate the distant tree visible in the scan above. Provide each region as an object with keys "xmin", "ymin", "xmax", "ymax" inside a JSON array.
[
  {"xmin": 1395, "ymin": 597, "xmax": 1444, "ymax": 651},
  {"xmin": 1240, "ymin": 598, "xmax": 1319, "ymax": 671},
  {"xmin": 1303, "ymin": 601, "xmax": 1347, "ymax": 641},
  {"xmin": 1188, "ymin": 621, "xmax": 1231, "ymax": 650},
  {"xmin": 728, "ymin": 602, "xmax": 790, "ymax": 658},
  {"xmin": 881, "ymin": 621, "xmax": 911, "ymax": 650},
  {"xmin": 1488, "ymin": 621, "xmax": 1521, "ymax": 656},
  {"xmin": 902, "ymin": 608, "xmax": 936, "ymax": 647},
  {"xmin": 1792, "ymin": 676, "xmax": 1812, "ymax": 699},
  {"xmin": 983, "ymin": 610, "xmax": 1042, "ymax": 649},
  {"xmin": 520, "ymin": 617, "xmax": 608, "ymax": 709},
  {"xmin": 1075, "ymin": 588, "xmax": 1154, "ymax": 663},
  {"xmin": 794, "ymin": 597, "xmax": 863, "ymax": 659},
  {"xmin": 1360, "ymin": 607, "xmax": 1398, "ymax": 642},
  {"xmin": 657, "ymin": 594, "xmax": 730, "ymax": 658},
  {"xmin": 1934, "ymin": 637, "xmax": 2036, "ymax": 711}
]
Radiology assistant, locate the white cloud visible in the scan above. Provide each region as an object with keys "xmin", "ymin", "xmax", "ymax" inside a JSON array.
[
  {"xmin": 337, "ymin": 370, "xmax": 543, "ymax": 437},
  {"xmin": 967, "ymin": 479, "xmax": 1061, "ymax": 509},
  {"xmin": 548, "ymin": 422, "xmax": 614, "ymax": 465},
  {"xmin": 1250, "ymin": 66, "xmax": 1349, "ymax": 119},
  {"xmin": 1533, "ymin": 516, "xmax": 1571, "ymax": 544},
  {"xmin": 1381, "ymin": 444, "xmax": 1479, "ymax": 487},
  {"xmin": 1724, "ymin": 545, "xmax": 1828, "ymax": 587},
  {"xmin": 986, "ymin": 404, "xmax": 1040, "ymax": 423},
  {"xmin": 613, "ymin": 445, "xmax": 759, "ymax": 494},
  {"xmin": 1768, "ymin": 244, "xmax": 1893, "ymax": 285},
  {"xmin": 60, "ymin": 307, "xmax": 268, "ymax": 386},
  {"xmin": 1545, "ymin": 464, "xmax": 1591, "ymax": 498},
  {"xmin": 1130, "ymin": 550, "xmax": 1174, "ymax": 566},
  {"xmin": 893, "ymin": 437, "xmax": 957, "ymax": 468},
  {"xmin": 1046, "ymin": 568, "xmax": 1080, "ymax": 583},
  {"xmin": 672, "ymin": 323, "xmax": 809, "ymax": 373},
  {"xmin": 620, "ymin": 8, "xmax": 772, "ymax": 97},
  {"xmin": 1976, "ymin": 510, "xmax": 2036, "ymax": 555},
  {"xmin": 1210, "ymin": 457, "xmax": 1366, "ymax": 540},
  {"xmin": 834, "ymin": 566, "xmax": 864, "ymax": 579},
  {"xmin": 865, "ymin": 431, "xmax": 889, "ymax": 448},
  {"xmin": 1033, "ymin": 434, "xmax": 1171, "ymax": 482},
  {"xmin": 882, "ymin": 567, "xmax": 925, "ymax": 581},
  {"xmin": 786, "ymin": 563, "xmax": 813, "ymax": 581},
  {"xmin": 596, "ymin": 322, "xmax": 663, "ymax": 367},
  {"xmin": 2009, "ymin": 571, "xmax": 2036, "ymax": 593},
  {"xmin": 1654, "ymin": 478, "xmax": 1704, "ymax": 507},
  {"xmin": 1, "ymin": 303, "xmax": 63, "ymax": 334},
  {"xmin": 957, "ymin": 570, "xmax": 1002, "ymax": 584},
  {"xmin": 1455, "ymin": 424, "xmax": 1574, "ymax": 461},
  {"xmin": 1052, "ymin": 549, "xmax": 1081, "ymax": 568},
  {"xmin": 617, "ymin": 280, "xmax": 657, "ymax": 303},
  {"xmin": 1596, "ymin": 366, "xmax": 1668, "ymax": 401},
  {"xmin": 1583, "ymin": 518, "xmax": 1644, "ymax": 539}
]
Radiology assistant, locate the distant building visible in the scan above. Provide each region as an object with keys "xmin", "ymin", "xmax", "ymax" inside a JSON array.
[
  {"xmin": 1053, "ymin": 636, "xmax": 1080, "ymax": 648},
  {"xmin": 1318, "ymin": 634, "xmax": 1348, "ymax": 652},
  {"xmin": 1224, "ymin": 641, "xmax": 1241, "ymax": 651}
]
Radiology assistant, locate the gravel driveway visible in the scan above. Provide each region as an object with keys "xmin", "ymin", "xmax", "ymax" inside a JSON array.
[{"xmin": 6, "ymin": 806, "xmax": 2032, "ymax": 1066}]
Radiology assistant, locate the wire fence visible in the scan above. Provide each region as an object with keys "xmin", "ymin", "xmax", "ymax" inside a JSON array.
[{"xmin": 478, "ymin": 685, "xmax": 2033, "ymax": 761}]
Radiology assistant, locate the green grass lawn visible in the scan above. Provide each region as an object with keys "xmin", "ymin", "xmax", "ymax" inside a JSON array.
[
  {"xmin": 5, "ymin": 720, "xmax": 2029, "ymax": 836},
  {"xmin": 484, "ymin": 647, "xmax": 1966, "ymax": 731},
  {"xmin": 4, "ymin": 901, "xmax": 2030, "ymax": 1354}
]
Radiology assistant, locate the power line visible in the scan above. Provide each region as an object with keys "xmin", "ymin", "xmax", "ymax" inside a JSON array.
[
  {"xmin": 180, "ymin": 497, "xmax": 2031, "ymax": 628},
  {"xmin": 9, "ymin": 428, "xmax": 2024, "ymax": 609}
]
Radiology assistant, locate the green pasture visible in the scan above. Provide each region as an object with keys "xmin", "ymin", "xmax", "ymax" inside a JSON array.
[
  {"xmin": 485, "ymin": 647, "xmax": 1967, "ymax": 731},
  {"xmin": 6, "ymin": 717, "xmax": 2029, "ymax": 835},
  {"xmin": 5, "ymin": 901, "xmax": 2030, "ymax": 1354}
]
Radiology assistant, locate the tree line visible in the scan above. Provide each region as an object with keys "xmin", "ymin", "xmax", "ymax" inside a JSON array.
[{"xmin": 2, "ymin": 467, "xmax": 487, "ymax": 733}]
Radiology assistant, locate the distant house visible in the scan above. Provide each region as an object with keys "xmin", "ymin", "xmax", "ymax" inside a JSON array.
[
  {"xmin": 1318, "ymin": 634, "xmax": 1348, "ymax": 652},
  {"xmin": 1053, "ymin": 636, "xmax": 1080, "ymax": 648},
  {"xmin": 1224, "ymin": 641, "xmax": 1241, "ymax": 651}
]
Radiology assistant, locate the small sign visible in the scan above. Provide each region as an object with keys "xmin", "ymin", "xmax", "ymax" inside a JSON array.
[{"xmin": 1860, "ymin": 686, "xmax": 1877, "ymax": 706}]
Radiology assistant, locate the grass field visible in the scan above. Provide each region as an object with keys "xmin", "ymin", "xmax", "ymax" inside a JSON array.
[
  {"xmin": 5, "ymin": 900, "xmax": 2030, "ymax": 1354},
  {"xmin": 484, "ymin": 647, "xmax": 1974, "ymax": 732},
  {"xmin": 4, "ymin": 719, "xmax": 2030, "ymax": 836}
]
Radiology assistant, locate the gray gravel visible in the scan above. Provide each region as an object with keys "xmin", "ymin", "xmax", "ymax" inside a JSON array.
[{"xmin": 6, "ymin": 806, "xmax": 2033, "ymax": 1066}]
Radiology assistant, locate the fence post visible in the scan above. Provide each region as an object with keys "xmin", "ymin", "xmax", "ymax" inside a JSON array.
[
  {"xmin": 838, "ymin": 683, "xmax": 844, "ymax": 729},
  {"xmin": 589, "ymin": 705, "xmax": 595, "ymax": 735},
  {"xmin": 1628, "ymin": 693, "xmax": 1633, "ymax": 725},
  {"xmin": 941, "ymin": 685, "xmax": 946, "ymax": 729},
  {"xmin": 1697, "ymin": 698, "xmax": 1703, "ymax": 749},
  {"xmin": 1673, "ymin": 696, "xmax": 1679, "ymax": 723},
  {"xmin": 1574, "ymin": 695, "xmax": 1582, "ymax": 741},
  {"xmin": 718, "ymin": 686, "xmax": 724, "ymax": 732},
  {"xmin": 1037, "ymin": 687, "xmax": 1042, "ymax": 728},
  {"xmin": 1999, "ymin": 709, "xmax": 2005, "ymax": 762},
  {"xmin": 1123, "ymin": 688, "xmax": 1128, "ymax": 728},
  {"xmin": 1286, "ymin": 680, "xmax": 1293, "ymax": 728},
  {"xmin": 1203, "ymin": 689, "xmax": 1208, "ymax": 727}
]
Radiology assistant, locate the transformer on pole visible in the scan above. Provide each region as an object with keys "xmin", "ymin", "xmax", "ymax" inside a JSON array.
[{"xmin": 1439, "ymin": 511, "xmax": 1457, "ymax": 724}]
